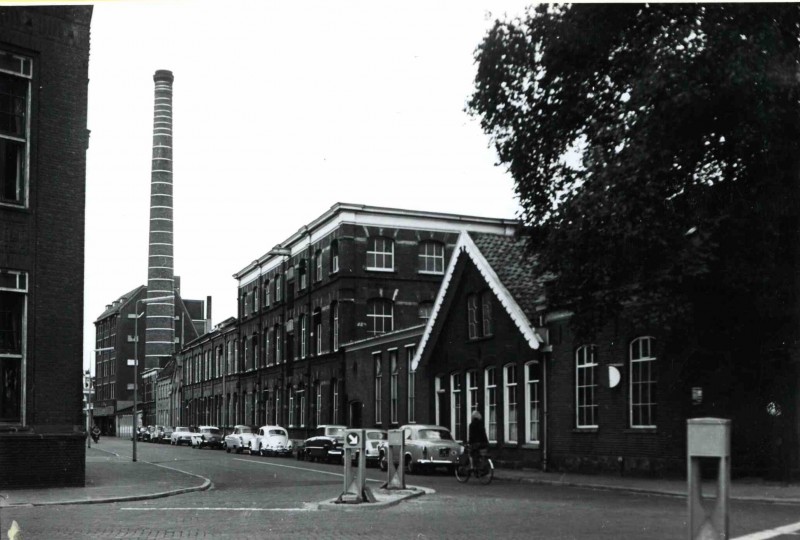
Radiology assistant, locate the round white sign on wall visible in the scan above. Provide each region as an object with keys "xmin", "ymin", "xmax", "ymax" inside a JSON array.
[{"xmin": 608, "ymin": 366, "xmax": 621, "ymax": 388}]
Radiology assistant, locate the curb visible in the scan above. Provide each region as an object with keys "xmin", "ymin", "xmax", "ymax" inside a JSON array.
[
  {"xmin": 492, "ymin": 474, "xmax": 800, "ymax": 506},
  {"xmin": 316, "ymin": 485, "xmax": 434, "ymax": 510},
  {"xmin": 1, "ymin": 451, "xmax": 213, "ymax": 507}
]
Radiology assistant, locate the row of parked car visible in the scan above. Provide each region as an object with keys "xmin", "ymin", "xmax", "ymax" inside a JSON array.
[{"xmin": 138, "ymin": 422, "xmax": 464, "ymax": 474}]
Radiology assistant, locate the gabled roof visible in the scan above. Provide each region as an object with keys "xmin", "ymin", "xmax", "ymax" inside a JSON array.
[
  {"xmin": 411, "ymin": 231, "xmax": 546, "ymax": 371},
  {"xmin": 94, "ymin": 285, "xmax": 145, "ymax": 322}
]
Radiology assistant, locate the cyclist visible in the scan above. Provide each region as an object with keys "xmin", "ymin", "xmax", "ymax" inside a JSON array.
[{"xmin": 468, "ymin": 411, "xmax": 489, "ymax": 468}]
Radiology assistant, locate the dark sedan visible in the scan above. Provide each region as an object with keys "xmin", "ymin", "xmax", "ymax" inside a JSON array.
[{"xmin": 298, "ymin": 425, "xmax": 347, "ymax": 463}]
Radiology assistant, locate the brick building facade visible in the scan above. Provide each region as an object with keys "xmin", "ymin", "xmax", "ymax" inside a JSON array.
[
  {"xmin": 93, "ymin": 282, "xmax": 207, "ymax": 437},
  {"xmin": 177, "ymin": 203, "xmax": 516, "ymax": 441},
  {"xmin": 0, "ymin": 5, "xmax": 93, "ymax": 488}
]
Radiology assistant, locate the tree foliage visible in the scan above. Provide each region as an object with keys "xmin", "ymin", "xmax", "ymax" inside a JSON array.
[{"xmin": 469, "ymin": 3, "xmax": 800, "ymax": 341}]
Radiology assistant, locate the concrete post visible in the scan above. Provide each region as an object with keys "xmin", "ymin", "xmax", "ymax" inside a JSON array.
[
  {"xmin": 337, "ymin": 429, "xmax": 375, "ymax": 503},
  {"xmin": 382, "ymin": 428, "xmax": 406, "ymax": 489},
  {"xmin": 687, "ymin": 418, "xmax": 731, "ymax": 540}
]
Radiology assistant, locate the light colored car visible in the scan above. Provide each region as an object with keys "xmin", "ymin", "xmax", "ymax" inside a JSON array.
[
  {"xmin": 224, "ymin": 425, "xmax": 258, "ymax": 454},
  {"xmin": 170, "ymin": 426, "xmax": 199, "ymax": 446},
  {"xmin": 354, "ymin": 428, "xmax": 387, "ymax": 467},
  {"xmin": 161, "ymin": 426, "xmax": 174, "ymax": 443},
  {"xmin": 254, "ymin": 425, "xmax": 293, "ymax": 457},
  {"xmin": 380, "ymin": 424, "xmax": 461, "ymax": 474},
  {"xmin": 192, "ymin": 425, "xmax": 224, "ymax": 449}
]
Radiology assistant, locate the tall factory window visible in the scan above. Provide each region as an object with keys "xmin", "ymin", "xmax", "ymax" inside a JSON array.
[
  {"xmin": 0, "ymin": 51, "xmax": 31, "ymax": 208},
  {"xmin": 0, "ymin": 269, "xmax": 25, "ymax": 423},
  {"xmin": 330, "ymin": 240, "xmax": 340, "ymax": 274}
]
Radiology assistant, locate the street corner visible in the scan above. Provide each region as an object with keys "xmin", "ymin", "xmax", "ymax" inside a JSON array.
[{"xmin": 316, "ymin": 485, "xmax": 433, "ymax": 511}]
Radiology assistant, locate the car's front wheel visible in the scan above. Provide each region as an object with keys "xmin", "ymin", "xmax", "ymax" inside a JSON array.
[{"xmin": 405, "ymin": 455, "xmax": 416, "ymax": 475}]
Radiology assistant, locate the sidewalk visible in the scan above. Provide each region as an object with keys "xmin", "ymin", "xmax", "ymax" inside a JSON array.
[
  {"xmin": 0, "ymin": 445, "xmax": 210, "ymax": 507},
  {"xmin": 492, "ymin": 468, "xmax": 800, "ymax": 505},
  {"xmin": 2, "ymin": 444, "xmax": 799, "ymax": 507}
]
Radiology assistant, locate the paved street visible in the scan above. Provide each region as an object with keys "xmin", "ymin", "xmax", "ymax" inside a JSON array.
[{"xmin": 1, "ymin": 437, "xmax": 799, "ymax": 539}]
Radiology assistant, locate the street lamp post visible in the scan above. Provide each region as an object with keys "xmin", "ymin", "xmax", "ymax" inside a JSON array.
[{"xmin": 128, "ymin": 295, "xmax": 174, "ymax": 463}]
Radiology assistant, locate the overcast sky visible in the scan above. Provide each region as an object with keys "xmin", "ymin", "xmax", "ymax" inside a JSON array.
[{"xmin": 83, "ymin": 0, "xmax": 530, "ymax": 373}]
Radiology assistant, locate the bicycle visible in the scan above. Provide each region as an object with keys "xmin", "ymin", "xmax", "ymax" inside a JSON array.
[{"xmin": 455, "ymin": 444, "xmax": 494, "ymax": 485}]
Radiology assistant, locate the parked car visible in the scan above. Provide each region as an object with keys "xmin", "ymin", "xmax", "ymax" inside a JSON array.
[
  {"xmin": 356, "ymin": 428, "xmax": 387, "ymax": 467},
  {"xmin": 170, "ymin": 426, "xmax": 199, "ymax": 446},
  {"xmin": 136, "ymin": 426, "xmax": 150, "ymax": 442},
  {"xmin": 224, "ymin": 425, "xmax": 258, "ymax": 454},
  {"xmin": 379, "ymin": 424, "xmax": 461, "ymax": 474},
  {"xmin": 298, "ymin": 424, "xmax": 347, "ymax": 463},
  {"xmin": 161, "ymin": 426, "xmax": 174, "ymax": 443},
  {"xmin": 150, "ymin": 425, "xmax": 166, "ymax": 443},
  {"xmin": 192, "ymin": 426, "xmax": 224, "ymax": 449},
  {"xmin": 254, "ymin": 425, "xmax": 293, "ymax": 457}
]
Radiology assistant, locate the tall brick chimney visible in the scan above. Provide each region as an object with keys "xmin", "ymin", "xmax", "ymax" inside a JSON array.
[{"xmin": 145, "ymin": 69, "xmax": 175, "ymax": 369}]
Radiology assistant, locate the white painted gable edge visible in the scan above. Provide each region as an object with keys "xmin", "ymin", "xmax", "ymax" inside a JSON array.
[{"xmin": 411, "ymin": 232, "xmax": 540, "ymax": 371}]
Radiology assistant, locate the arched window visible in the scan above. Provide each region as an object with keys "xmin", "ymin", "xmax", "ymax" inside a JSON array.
[
  {"xmin": 314, "ymin": 249, "xmax": 323, "ymax": 282},
  {"xmin": 367, "ymin": 237, "xmax": 394, "ymax": 271},
  {"xmin": 367, "ymin": 298, "xmax": 393, "ymax": 335},
  {"xmin": 576, "ymin": 345, "xmax": 598, "ymax": 428},
  {"xmin": 418, "ymin": 240, "xmax": 445, "ymax": 274},
  {"xmin": 331, "ymin": 302, "xmax": 339, "ymax": 351},
  {"xmin": 630, "ymin": 336, "xmax": 656, "ymax": 428}
]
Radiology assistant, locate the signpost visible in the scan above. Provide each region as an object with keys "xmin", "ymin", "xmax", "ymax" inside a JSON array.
[
  {"xmin": 337, "ymin": 428, "xmax": 375, "ymax": 504},
  {"xmin": 687, "ymin": 418, "xmax": 730, "ymax": 540}
]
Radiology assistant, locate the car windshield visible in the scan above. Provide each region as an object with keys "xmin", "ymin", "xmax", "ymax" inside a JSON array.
[
  {"xmin": 326, "ymin": 427, "xmax": 345, "ymax": 437},
  {"xmin": 418, "ymin": 429, "xmax": 453, "ymax": 441},
  {"xmin": 239, "ymin": 427, "xmax": 253, "ymax": 434},
  {"xmin": 367, "ymin": 432, "xmax": 387, "ymax": 440},
  {"xmin": 268, "ymin": 429, "xmax": 286, "ymax": 436},
  {"xmin": 203, "ymin": 428, "xmax": 220, "ymax": 435},
  {"xmin": 176, "ymin": 427, "xmax": 188, "ymax": 432}
]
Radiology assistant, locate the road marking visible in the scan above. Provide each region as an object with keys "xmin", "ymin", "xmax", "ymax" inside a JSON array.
[
  {"xmin": 232, "ymin": 458, "xmax": 384, "ymax": 483},
  {"xmin": 120, "ymin": 507, "xmax": 315, "ymax": 512},
  {"xmin": 733, "ymin": 520, "xmax": 800, "ymax": 540}
]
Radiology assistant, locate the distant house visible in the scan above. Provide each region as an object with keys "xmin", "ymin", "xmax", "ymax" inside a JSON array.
[{"xmin": 0, "ymin": 6, "xmax": 93, "ymax": 488}]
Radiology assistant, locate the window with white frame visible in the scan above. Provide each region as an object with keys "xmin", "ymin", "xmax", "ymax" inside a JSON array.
[
  {"xmin": 418, "ymin": 301, "xmax": 433, "ymax": 321},
  {"xmin": 367, "ymin": 299, "xmax": 393, "ymax": 335},
  {"xmin": 466, "ymin": 370, "xmax": 479, "ymax": 416},
  {"xmin": 524, "ymin": 361, "xmax": 541, "ymax": 444},
  {"xmin": 297, "ymin": 385, "xmax": 306, "ymax": 427},
  {"xmin": 330, "ymin": 240, "xmax": 339, "ymax": 274},
  {"xmin": 406, "ymin": 346, "xmax": 416, "ymax": 423},
  {"xmin": 331, "ymin": 302, "xmax": 339, "ymax": 351},
  {"xmin": 451, "ymin": 372, "xmax": 463, "ymax": 440},
  {"xmin": 274, "ymin": 324, "xmax": 282, "ymax": 364},
  {"xmin": 288, "ymin": 386, "xmax": 295, "ymax": 426},
  {"xmin": 274, "ymin": 387, "xmax": 281, "ymax": 425},
  {"xmin": 0, "ymin": 270, "xmax": 25, "ymax": 423},
  {"xmin": 314, "ymin": 249, "xmax": 323, "ymax": 282},
  {"xmin": 576, "ymin": 345, "xmax": 598, "ymax": 428},
  {"xmin": 467, "ymin": 295, "xmax": 479, "ymax": 339},
  {"xmin": 264, "ymin": 279, "xmax": 270, "ymax": 306},
  {"xmin": 313, "ymin": 309, "xmax": 322, "ymax": 355},
  {"xmin": 315, "ymin": 382, "xmax": 322, "ymax": 426},
  {"xmin": 484, "ymin": 367, "xmax": 497, "ymax": 442},
  {"xmin": 434, "ymin": 375, "xmax": 442, "ymax": 426},
  {"xmin": 299, "ymin": 260, "xmax": 308, "ymax": 290},
  {"xmin": 374, "ymin": 353, "xmax": 382, "ymax": 424},
  {"xmin": 275, "ymin": 274, "xmax": 282, "ymax": 303},
  {"xmin": 264, "ymin": 329, "xmax": 271, "ymax": 366},
  {"xmin": 390, "ymin": 349, "xmax": 398, "ymax": 424},
  {"xmin": 418, "ymin": 241, "xmax": 444, "ymax": 274},
  {"xmin": 300, "ymin": 314, "xmax": 307, "ymax": 358},
  {"xmin": 504, "ymin": 364, "xmax": 518, "ymax": 443},
  {"xmin": 630, "ymin": 336, "xmax": 656, "ymax": 428},
  {"xmin": 367, "ymin": 237, "xmax": 394, "ymax": 271},
  {"xmin": 253, "ymin": 286, "xmax": 259, "ymax": 312},
  {"xmin": 332, "ymin": 379, "xmax": 339, "ymax": 424},
  {"xmin": 0, "ymin": 52, "xmax": 31, "ymax": 208}
]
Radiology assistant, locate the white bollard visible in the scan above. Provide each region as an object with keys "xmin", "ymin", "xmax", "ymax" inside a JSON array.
[
  {"xmin": 382, "ymin": 429, "xmax": 406, "ymax": 490},
  {"xmin": 337, "ymin": 429, "xmax": 375, "ymax": 504},
  {"xmin": 687, "ymin": 418, "xmax": 731, "ymax": 540}
]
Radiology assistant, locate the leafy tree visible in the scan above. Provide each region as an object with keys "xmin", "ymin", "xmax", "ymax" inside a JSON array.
[{"xmin": 469, "ymin": 4, "xmax": 800, "ymax": 346}]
